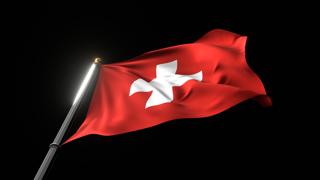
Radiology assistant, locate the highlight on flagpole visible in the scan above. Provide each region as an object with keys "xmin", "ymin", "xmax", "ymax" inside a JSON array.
[
  {"xmin": 34, "ymin": 57, "xmax": 101, "ymax": 180},
  {"xmin": 73, "ymin": 57, "xmax": 101, "ymax": 105}
]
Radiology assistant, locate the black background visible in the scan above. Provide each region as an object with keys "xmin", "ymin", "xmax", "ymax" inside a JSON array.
[{"xmin": 16, "ymin": 1, "xmax": 280, "ymax": 179}]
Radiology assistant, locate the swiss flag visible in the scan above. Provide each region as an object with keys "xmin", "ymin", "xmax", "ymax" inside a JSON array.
[{"xmin": 65, "ymin": 29, "xmax": 271, "ymax": 143}]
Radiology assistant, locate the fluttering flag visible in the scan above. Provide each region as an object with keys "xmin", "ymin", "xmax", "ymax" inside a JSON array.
[{"xmin": 65, "ymin": 29, "xmax": 271, "ymax": 143}]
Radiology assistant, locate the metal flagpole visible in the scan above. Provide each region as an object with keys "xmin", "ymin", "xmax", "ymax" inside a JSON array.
[{"xmin": 34, "ymin": 58, "xmax": 102, "ymax": 180}]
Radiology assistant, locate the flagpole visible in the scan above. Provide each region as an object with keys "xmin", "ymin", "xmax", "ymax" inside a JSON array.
[{"xmin": 34, "ymin": 58, "xmax": 102, "ymax": 180}]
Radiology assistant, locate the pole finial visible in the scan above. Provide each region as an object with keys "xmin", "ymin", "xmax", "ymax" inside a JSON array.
[{"xmin": 94, "ymin": 57, "xmax": 102, "ymax": 64}]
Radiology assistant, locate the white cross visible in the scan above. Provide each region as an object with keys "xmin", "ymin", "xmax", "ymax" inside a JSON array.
[{"xmin": 129, "ymin": 60, "xmax": 203, "ymax": 108}]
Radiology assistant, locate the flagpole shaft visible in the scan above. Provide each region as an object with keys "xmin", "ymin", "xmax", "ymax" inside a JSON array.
[
  {"xmin": 34, "ymin": 59, "xmax": 101, "ymax": 180},
  {"xmin": 34, "ymin": 97, "xmax": 83, "ymax": 180}
]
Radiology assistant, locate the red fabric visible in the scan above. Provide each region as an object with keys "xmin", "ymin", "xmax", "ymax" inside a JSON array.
[{"xmin": 64, "ymin": 29, "xmax": 271, "ymax": 143}]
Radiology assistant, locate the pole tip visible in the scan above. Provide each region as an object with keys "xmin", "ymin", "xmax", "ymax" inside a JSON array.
[{"xmin": 94, "ymin": 57, "xmax": 102, "ymax": 64}]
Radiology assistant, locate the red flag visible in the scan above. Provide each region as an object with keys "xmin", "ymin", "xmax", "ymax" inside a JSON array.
[{"xmin": 65, "ymin": 29, "xmax": 271, "ymax": 143}]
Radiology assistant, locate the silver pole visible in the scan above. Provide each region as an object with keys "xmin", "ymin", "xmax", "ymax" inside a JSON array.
[{"xmin": 34, "ymin": 58, "xmax": 101, "ymax": 180}]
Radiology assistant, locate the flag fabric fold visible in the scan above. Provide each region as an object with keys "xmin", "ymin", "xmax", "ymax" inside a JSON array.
[{"xmin": 65, "ymin": 29, "xmax": 271, "ymax": 144}]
